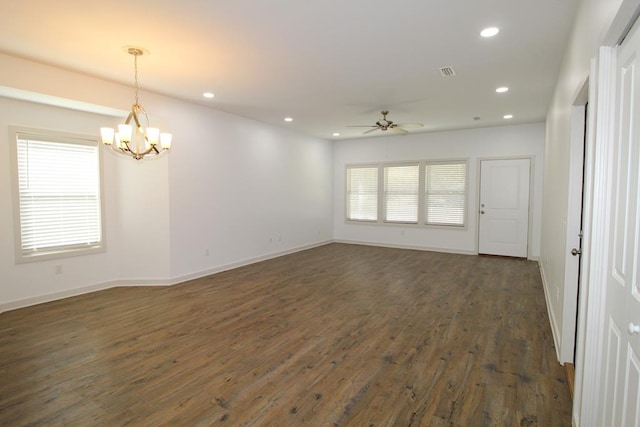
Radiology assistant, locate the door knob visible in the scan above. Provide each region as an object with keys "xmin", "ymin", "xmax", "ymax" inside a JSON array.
[
  {"xmin": 480, "ymin": 210, "xmax": 485, "ymax": 214},
  {"xmin": 629, "ymin": 323, "xmax": 640, "ymax": 335},
  {"xmin": 571, "ymin": 248, "xmax": 581, "ymax": 256}
]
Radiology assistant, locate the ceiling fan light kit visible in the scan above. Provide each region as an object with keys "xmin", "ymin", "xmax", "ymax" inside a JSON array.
[{"xmin": 347, "ymin": 110, "xmax": 424, "ymax": 136}]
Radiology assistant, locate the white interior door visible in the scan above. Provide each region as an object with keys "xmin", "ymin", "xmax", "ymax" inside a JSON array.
[
  {"xmin": 600, "ymin": 17, "xmax": 640, "ymax": 426},
  {"xmin": 478, "ymin": 159, "xmax": 530, "ymax": 257}
]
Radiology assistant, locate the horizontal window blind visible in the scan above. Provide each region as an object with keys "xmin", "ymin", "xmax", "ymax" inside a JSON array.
[
  {"xmin": 16, "ymin": 135, "xmax": 102, "ymax": 255},
  {"xmin": 347, "ymin": 166, "xmax": 378, "ymax": 221},
  {"xmin": 384, "ymin": 165, "xmax": 419, "ymax": 223},
  {"xmin": 425, "ymin": 161, "xmax": 466, "ymax": 226}
]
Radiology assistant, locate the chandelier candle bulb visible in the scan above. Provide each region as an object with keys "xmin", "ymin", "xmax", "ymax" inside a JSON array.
[
  {"xmin": 100, "ymin": 127, "xmax": 114, "ymax": 145},
  {"xmin": 160, "ymin": 133, "xmax": 173, "ymax": 149},
  {"xmin": 146, "ymin": 127, "xmax": 160, "ymax": 145},
  {"xmin": 115, "ymin": 133, "xmax": 124, "ymax": 149},
  {"xmin": 118, "ymin": 124, "xmax": 132, "ymax": 143}
]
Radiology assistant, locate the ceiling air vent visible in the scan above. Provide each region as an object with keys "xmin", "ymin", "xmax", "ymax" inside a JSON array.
[{"xmin": 439, "ymin": 66, "xmax": 456, "ymax": 77}]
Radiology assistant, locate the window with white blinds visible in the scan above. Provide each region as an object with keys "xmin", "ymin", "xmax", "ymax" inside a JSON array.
[
  {"xmin": 12, "ymin": 128, "xmax": 104, "ymax": 261},
  {"xmin": 425, "ymin": 161, "xmax": 467, "ymax": 226},
  {"xmin": 346, "ymin": 166, "xmax": 378, "ymax": 221},
  {"xmin": 345, "ymin": 160, "xmax": 467, "ymax": 227},
  {"xmin": 384, "ymin": 164, "xmax": 419, "ymax": 223}
]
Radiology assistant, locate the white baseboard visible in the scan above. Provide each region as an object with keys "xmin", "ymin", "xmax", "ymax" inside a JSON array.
[
  {"xmin": 538, "ymin": 260, "xmax": 562, "ymax": 362},
  {"xmin": 0, "ymin": 240, "xmax": 333, "ymax": 313},
  {"xmin": 168, "ymin": 240, "xmax": 333, "ymax": 285},
  {"xmin": 333, "ymin": 239, "xmax": 477, "ymax": 256},
  {"xmin": 0, "ymin": 281, "xmax": 117, "ymax": 313},
  {"xmin": 0, "ymin": 240, "xmax": 493, "ymax": 314}
]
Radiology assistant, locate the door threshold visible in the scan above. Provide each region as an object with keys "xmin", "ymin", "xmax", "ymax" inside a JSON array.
[
  {"xmin": 564, "ymin": 363, "xmax": 575, "ymax": 400},
  {"xmin": 478, "ymin": 253, "xmax": 527, "ymax": 260}
]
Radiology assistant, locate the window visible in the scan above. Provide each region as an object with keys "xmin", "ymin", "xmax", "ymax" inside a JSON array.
[
  {"xmin": 425, "ymin": 161, "xmax": 467, "ymax": 226},
  {"xmin": 11, "ymin": 127, "xmax": 104, "ymax": 262},
  {"xmin": 346, "ymin": 166, "xmax": 378, "ymax": 221},
  {"xmin": 384, "ymin": 164, "xmax": 419, "ymax": 223},
  {"xmin": 346, "ymin": 160, "xmax": 467, "ymax": 227}
]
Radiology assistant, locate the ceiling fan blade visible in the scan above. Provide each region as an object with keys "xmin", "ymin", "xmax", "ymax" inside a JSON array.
[
  {"xmin": 348, "ymin": 111, "xmax": 420, "ymax": 135},
  {"xmin": 395, "ymin": 123, "xmax": 424, "ymax": 129}
]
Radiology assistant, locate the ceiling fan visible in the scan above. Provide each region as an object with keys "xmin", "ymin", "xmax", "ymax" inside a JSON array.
[{"xmin": 348, "ymin": 110, "xmax": 424, "ymax": 135}]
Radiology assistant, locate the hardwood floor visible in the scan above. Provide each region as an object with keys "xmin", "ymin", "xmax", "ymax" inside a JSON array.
[{"xmin": 0, "ymin": 243, "xmax": 572, "ymax": 426}]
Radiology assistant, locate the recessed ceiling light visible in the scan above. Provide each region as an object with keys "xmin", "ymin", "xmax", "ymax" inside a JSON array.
[
  {"xmin": 496, "ymin": 87, "xmax": 509, "ymax": 93},
  {"xmin": 333, "ymin": 132, "xmax": 340, "ymax": 137},
  {"xmin": 503, "ymin": 114, "xmax": 514, "ymax": 119},
  {"xmin": 284, "ymin": 117, "xmax": 293, "ymax": 122},
  {"xmin": 203, "ymin": 92, "xmax": 215, "ymax": 99},
  {"xmin": 481, "ymin": 27, "xmax": 500, "ymax": 38}
]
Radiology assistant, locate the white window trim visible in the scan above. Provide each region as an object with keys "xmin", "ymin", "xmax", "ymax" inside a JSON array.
[
  {"xmin": 9, "ymin": 126, "xmax": 106, "ymax": 263},
  {"xmin": 345, "ymin": 159, "xmax": 469, "ymax": 229}
]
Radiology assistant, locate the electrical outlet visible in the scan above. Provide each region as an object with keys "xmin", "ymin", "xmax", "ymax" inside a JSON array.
[
  {"xmin": 55, "ymin": 264, "xmax": 63, "ymax": 274},
  {"xmin": 205, "ymin": 248, "xmax": 210, "ymax": 256}
]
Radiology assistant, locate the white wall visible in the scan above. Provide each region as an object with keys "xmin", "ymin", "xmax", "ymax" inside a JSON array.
[
  {"xmin": 333, "ymin": 123, "xmax": 545, "ymax": 257},
  {"xmin": 540, "ymin": 0, "xmax": 624, "ymax": 364},
  {"xmin": 0, "ymin": 53, "xmax": 333, "ymax": 311},
  {"xmin": 0, "ymin": 99, "xmax": 122, "ymax": 306},
  {"xmin": 166, "ymin": 98, "xmax": 334, "ymax": 281}
]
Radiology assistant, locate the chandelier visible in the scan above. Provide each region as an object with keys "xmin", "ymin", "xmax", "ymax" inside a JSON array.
[{"xmin": 100, "ymin": 47, "xmax": 172, "ymax": 160}]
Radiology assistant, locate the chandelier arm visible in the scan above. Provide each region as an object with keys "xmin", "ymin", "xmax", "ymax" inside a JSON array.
[
  {"xmin": 116, "ymin": 139, "xmax": 167, "ymax": 160},
  {"xmin": 131, "ymin": 106, "xmax": 142, "ymax": 128},
  {"xmin": 121, "ymin": 141, "xmax": 132, "ymax": 153},
  {"xmin": 124, "ymin": 111, "xmax": 134, "ymax": 125},
  {"xmin": 136, "ymin": 144, "xmax": 160, "ymax": 160}
]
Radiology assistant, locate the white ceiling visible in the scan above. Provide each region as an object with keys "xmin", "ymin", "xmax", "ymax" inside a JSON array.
[{"xmin": 0, "ymin": 0, "xmax": 579, "ymax": 140}]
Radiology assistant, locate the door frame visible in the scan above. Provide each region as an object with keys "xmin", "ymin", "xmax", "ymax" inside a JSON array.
[
  {"xmin": 575, "ymin": 1, "xmax": 640, "ymax": 424},
  {"xmin": 559, "ymin": 82, "xmax": 589, "ymax": 366},
  {"xmin": 475, "ymin": 155, "xmax": 535, "ymax": 259}
]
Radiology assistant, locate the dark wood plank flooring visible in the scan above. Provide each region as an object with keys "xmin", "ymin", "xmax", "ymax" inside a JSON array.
[{"xmin": 0, "ymin": 243, "xmax": 572, "ymax": 426}]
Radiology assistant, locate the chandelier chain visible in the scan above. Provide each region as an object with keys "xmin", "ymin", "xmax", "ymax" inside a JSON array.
[{"xmin": 133, "ymin": 52, "xmax": 139, "ymax": 105}]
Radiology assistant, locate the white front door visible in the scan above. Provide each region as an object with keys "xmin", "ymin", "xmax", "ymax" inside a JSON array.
[
  {"xmin": 478, "ymin": 158, "xmax": 530, "ymax": 257},
  {"xmin": 600, "ymin": 17, "xmax": 640, "ymax": 426}
]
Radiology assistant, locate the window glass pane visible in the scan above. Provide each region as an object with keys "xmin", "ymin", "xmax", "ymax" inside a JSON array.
[
  {"xmin": 425, "ymin": 162, "xmax": 466, "ymax": 226},
  {"xmin": 347, "ymin": 166, "xmax": 378, "ymax": 221},
  {"xmin": 15, "ymin": 133, "xmax": 102, "ymax": 257},
  {"xmin": 384, "ymin": 165, "xmax": 419, "ymax": 223}
]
